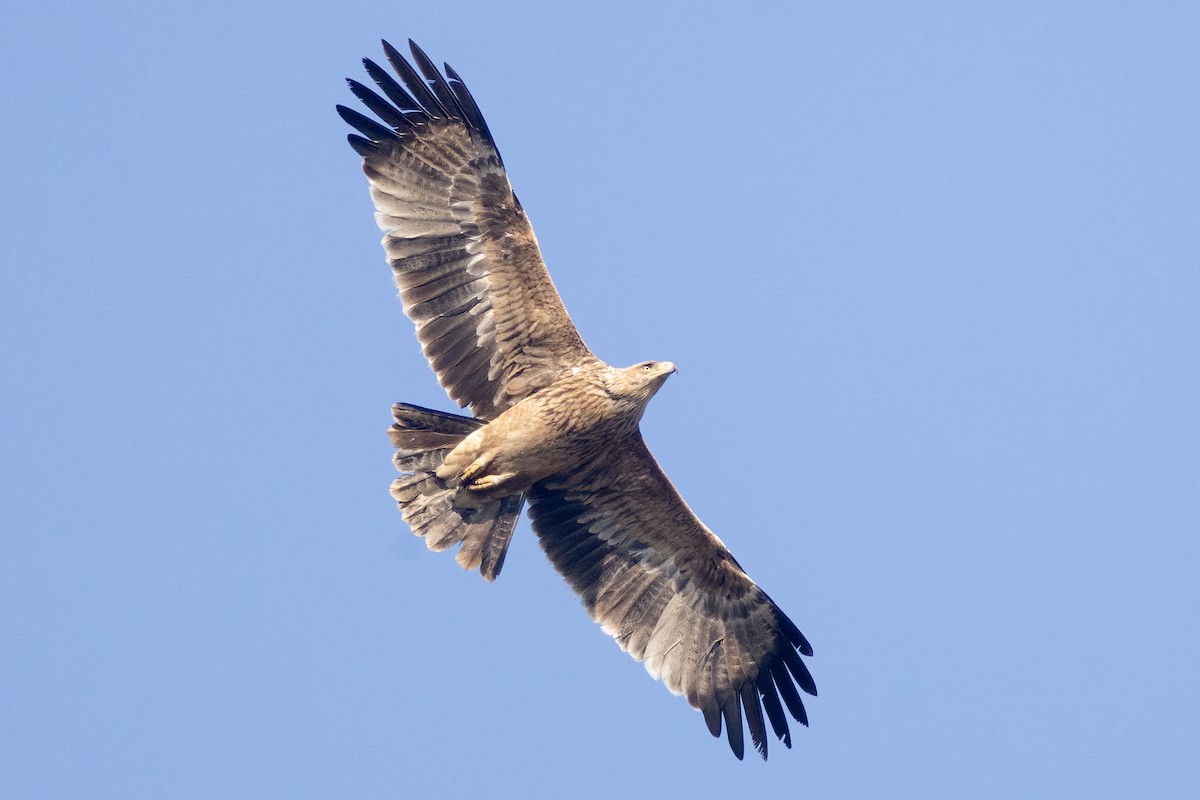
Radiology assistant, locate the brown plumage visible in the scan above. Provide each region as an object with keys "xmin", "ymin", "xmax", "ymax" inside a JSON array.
[{"xmin": 338, "ymin": 40, "xmax": 816, "ymax": 760}]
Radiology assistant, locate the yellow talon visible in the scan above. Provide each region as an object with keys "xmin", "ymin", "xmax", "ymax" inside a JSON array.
[
  {"xmin": 465, "ymin": 474, "xmax": 501, "ymax": 491},
  {"xmin": 459, "ymin": 458, "xmax": 488, "ymax": 485}
]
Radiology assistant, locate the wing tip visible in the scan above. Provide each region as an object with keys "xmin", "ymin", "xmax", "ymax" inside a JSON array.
[
  {"xmin": 336, "ymin": 103, "xmax": 397, "ymax": 143},
  {"xmin": 346, "ymin": 133, "xmax": 379, "ymax": 157},
  {"xmin": 782, "ymin": 642, "xmax": 818, "ymax": 697},
  {"xmin": 341, "ymin": 39, "xmax": 504, "ymax": 166},
  {"xmin": 703, "ymin": 703, "xmax": 723, "ymax": 739},
  {"xmin": 721, "ymin": 696, "xmax": 745, "ymax": 760},
  {"xmin": 741, "ymin": 681, "xmax": 769, "ymax": 760}
]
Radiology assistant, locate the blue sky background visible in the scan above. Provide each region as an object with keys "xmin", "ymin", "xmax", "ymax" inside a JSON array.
[{"xmin": 2, "ymin": 1, "xmax": 1198, "ymax": 797}]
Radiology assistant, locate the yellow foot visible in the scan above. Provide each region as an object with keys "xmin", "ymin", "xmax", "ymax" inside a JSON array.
[
  {"xmin": 465, "ymin": 474, "xmax": 503, "ymax": 492},
  {"xmin": 458, "ymin": 458, "xmax": 489, "ymax": 485}
]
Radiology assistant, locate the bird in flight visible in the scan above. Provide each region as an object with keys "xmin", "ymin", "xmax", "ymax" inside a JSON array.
[{"xmin": 337, "ymin": 39, "xmax": 816, "ymax": 760}]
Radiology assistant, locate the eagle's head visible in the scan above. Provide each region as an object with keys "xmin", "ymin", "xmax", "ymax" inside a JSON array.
[{"xmin": 606, "ymin": 360, "xmax": 678, "ymax": 408}]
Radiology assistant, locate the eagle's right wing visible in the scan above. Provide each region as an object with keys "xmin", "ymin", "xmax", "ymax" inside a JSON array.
[
  {"xmin": 338, "ymin": 40, "xmax": 594, "ymax": 420},
  {"xmin": 526, "ymin": 434, "xmax": 817, "ymax": 760}
]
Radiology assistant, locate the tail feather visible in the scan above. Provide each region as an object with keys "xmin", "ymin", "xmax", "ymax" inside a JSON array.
[{"xmin": 387, "ymin": 403, "xmax": 524, "ymax": 581}]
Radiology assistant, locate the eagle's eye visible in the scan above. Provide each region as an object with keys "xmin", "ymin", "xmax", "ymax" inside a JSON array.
[{"xmin": 642, "ymin": 362, "xmax": 655, "ymax": 371}]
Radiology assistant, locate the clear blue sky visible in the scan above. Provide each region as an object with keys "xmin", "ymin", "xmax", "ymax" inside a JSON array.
[{"xmin": 2, "ymin": 1, "xmax": 1198, "ymax": 797}]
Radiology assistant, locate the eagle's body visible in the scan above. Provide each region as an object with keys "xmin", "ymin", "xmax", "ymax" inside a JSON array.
[
  {"xmin": 438, "ymin": 360, "xmax": 677, "ymax": 500},
  {"xmin": 338, "ymin": 40, "xmax": 817, "ymax": 761}
]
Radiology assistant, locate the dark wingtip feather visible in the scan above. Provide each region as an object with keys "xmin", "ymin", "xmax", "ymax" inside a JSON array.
[
  {"xmin": 346, "ymin": 134, "xmax": 379, "ymax": 157},
  {"xmin": 348, "ymin": 41, "xmax": 503, "ymax": 164},
  {"xmin": 443, "ymin": 61, "xmax": 501, "ymax": 161},
  {"xmin": 408, "ymin": 40, "xmax": 463, "ymax": 119},
  {"xmin": 703, "ymin": 704, "xmax": 723, "ymax": 738},
  {"xmin": 756, "ymin": 670, "xmax": 792, "ymax": 748},
  {"xmin": 771, "ymin": 661, "xmax": 810, "ymax": 727},
  {"xmin": 362, "ymin": 57, "xmax": 425, "ymax": 118},
  {"xmin": 336, "ymin": 104, "xmax": 397, "ymax": 142},
  {"xmin": 740, "ymin": 682, "xmax": 768, "ymax": 760},
  {"xmin": 774, "ymin": 603, "xmax": 813, "ymax": 657},
  {"xmin": 346, "ymin": 78, "xmax": 408, "ymax": 129},
  {"xmin": 782, "ymin": 645, "xmax": 818, "ymax": 697},
  {"xmin": 721, "ymin": 697, "xmax": 745, "ymax": 760},
  {"xmin": 383, "ymin": 39, "xmax": 446, "ymax": 118},
  {"xmin": 442, "ymin": 62, "xmax": 479, "ymax": 127}
]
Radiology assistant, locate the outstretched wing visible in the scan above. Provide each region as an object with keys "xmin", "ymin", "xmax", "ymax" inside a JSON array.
[
  {"xmin": 526, "ymin": 435, "xmax": 816, "ymax": 760},
  {"xmin": 338, "ymin": 40, "xmax": 593, "ymax": 420}
]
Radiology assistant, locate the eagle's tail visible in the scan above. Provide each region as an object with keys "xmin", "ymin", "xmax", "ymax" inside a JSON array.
[{"xmin": 387, "ymin": 403, "xmax": 525, "ymax": 582}]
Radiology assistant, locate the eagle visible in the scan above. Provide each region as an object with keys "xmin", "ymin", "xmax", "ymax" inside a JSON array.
[{"xmin": 337, "ymin": 40, "xmax": 816, "ymax": 760}]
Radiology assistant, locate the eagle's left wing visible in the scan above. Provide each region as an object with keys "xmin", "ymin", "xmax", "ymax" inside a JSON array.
[
  {"xmin": 526, "ymin": 434, "xmax": 816, "ymax": 760},
  {"xmin": 337, "ymin": 41, "xmax": 594, "ymax": 420}
]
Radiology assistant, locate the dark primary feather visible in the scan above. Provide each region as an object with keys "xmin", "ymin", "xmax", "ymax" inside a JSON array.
[
  {"xmin": 363, "ymin": 57, "xmax": 425, "ymax": 117},
  {"xmin": 383, "ymin": 39, "xmax": 450, "ymax": 118},
  {"xmin": 347, "ymin": 135, "xmax": 379, "ymax": 157},
  {"xmin": 336, "ymin": 104, "xmax": 397, "ymax": 142},
  {"xmin": 741, "ymin": 681, "xmax": 768, "ymax": 758},
  {"xmin": 443, "ymin": 63, "xmax": 498, "ymax": 157},
  {"xmin": 407, "ymin": 40, "xmax": 466, "ymax": 121},
  {"xmin": 346, "ymin": 79, "xmax": 409, "ymax": 129},
  {"xmin": 757, "ymin": 670, "xmax": 791, "ymax": 748},
  {"xmin": 722, "ymin": 697, "xmax": 745, "ymax": 760}
]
